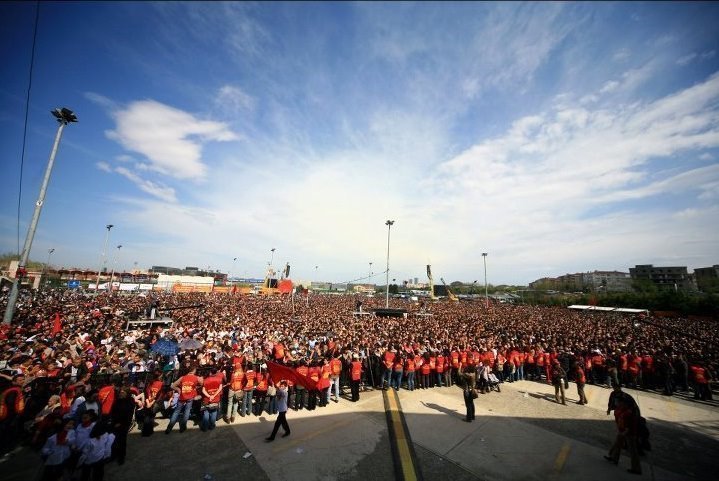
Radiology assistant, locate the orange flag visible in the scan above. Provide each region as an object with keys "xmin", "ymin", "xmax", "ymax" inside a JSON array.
[{"xmin": 52, "ymin": 313, "xmax": 62, "ymax": 335}]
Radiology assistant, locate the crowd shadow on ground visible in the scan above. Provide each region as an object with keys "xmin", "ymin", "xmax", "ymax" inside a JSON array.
[{"xmin": 3, "ymin": 395, "xmax": 718, "ymax": 481}]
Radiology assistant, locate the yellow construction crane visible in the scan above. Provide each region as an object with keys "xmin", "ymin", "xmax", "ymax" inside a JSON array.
[{"xmin": 440, "ymin": 277, "xmax": 459, "ymax": 302}]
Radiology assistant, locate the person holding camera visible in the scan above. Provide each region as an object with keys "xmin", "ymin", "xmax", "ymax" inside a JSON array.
[{"xmin": 265, "ymin": 380, "xmax": 290, "ymax": 442}]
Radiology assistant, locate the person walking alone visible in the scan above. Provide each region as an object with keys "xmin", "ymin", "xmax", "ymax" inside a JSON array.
[
  {"xmin": 265, "ymin": 380, "xmax": 290, "ymax": 442},
  {"xmin": 461, "ymin": 365, "xmax": 477, "ymax": 422}
]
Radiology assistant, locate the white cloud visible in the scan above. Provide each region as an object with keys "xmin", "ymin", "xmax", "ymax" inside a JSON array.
[
  {"xmin": 113, "ymin": 166, "xmax": 177, "ymax": 203},
  {"xmin": 215, "ymin": 85, "xmax": 255, "ymax": 114},
  {"xmin": 599, "ymin": 80, "xmax": 619, "ymax": 94},
  {"xmin": 701, "ymin": 50, "xmax": 716, "ymax": 60},
  {"xmin": 699, "ymin": 152, "xmax": 714, "ymax": 161},
  {"xmin": 95, "ymin": 161, "xmax": 112, "ymax": 173},
  {"xmin": 677, "ymin": 53, "xmax": 697, "ymax": 66},
  {"xmin": 613, "ymin": 48, "xmax": 631, "ymax": 62},
  {"xmin": 106, "ymin": 100, "xmax": 239, "ymax": 180}
]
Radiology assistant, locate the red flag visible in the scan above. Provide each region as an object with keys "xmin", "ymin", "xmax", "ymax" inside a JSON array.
[
  {"xmin": 52, "ymin": 313, "xmax": 62, "ymax": 336},
  {"xmin": 266, "ymin": 361, "xmax": 317, "ymax": 390}
]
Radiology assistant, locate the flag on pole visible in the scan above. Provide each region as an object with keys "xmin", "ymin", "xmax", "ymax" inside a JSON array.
[
  {"xmin": 266, "ymin": 361, "xmax": 317, "ymax": 390},
  {"xmin": 52, "ymin": 313, "xmax": 62, "ymax": 336}
]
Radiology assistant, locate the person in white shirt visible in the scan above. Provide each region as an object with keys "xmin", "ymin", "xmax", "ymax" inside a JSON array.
[
  {"xmin": 41, "ymin": 419, "xmax": 76, "ymax": 480},
  {"xmin": 73, "ymin": 411, "xmax": 97, "ymax": 458},
  {"xmin": 78, "ymin": 423, "xmax": 115, "ymax": 481}
]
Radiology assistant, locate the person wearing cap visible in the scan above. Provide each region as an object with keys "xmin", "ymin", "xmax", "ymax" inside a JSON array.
[{"xmin": 551, "ymin": 360, "xmax": 567, "ymax": 405}]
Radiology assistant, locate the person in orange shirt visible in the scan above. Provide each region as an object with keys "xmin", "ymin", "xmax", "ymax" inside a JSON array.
[
  {"xmin": 350, "ymin": 354, "xmax": 363, "ymax": 402},
  {"xmin": 241, "ymin": 362, "xmax": 256, "ymax": 417},
  {"xmin": 225, "ymin": 360, "xmax": 245, "ymax": 423},
  {"xmin": 405, "ymin": 354, "xmax": 416, "ymax": 391},
  {"xmin": 253, "ymin": 370, "xmax": 268, "ymax": 416},
  {"xmin": 328, "ymin": 356, "xmax": 343, "ymax": 403},
  {"xmin": 319, "ymin": 359, "xmax": 332, "ymax": 406}
]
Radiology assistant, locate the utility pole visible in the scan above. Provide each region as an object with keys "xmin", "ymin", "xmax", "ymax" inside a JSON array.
[{"xmin": 3, "ymin": 108, "xmax": 77, "ymax": 325}]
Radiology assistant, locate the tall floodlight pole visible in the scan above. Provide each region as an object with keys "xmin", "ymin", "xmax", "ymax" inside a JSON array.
[
  {"xmin": 40, "ymin": 248, "xmax": 55, "ymax": 290},
  {"xmin": 42, "ymin": 248, "xmax": 55, "ymax": 289},
  {"xmin": 3, "ymin": 108, "xmax": 77, "ymax": 325},
  {"xmin": 482, "ymin": 253, "xmax": 488, "ymax": 308},
  {"xmin": 369, "ymin": 262, "xmax": 372, "ymax": 281},
  {"xmin": 385, "ymin": 220, "xmax": 394, "ymax": 308},
  {"xmin": 270, "ymin": 248, "xmax": 276, "ymax": 267},
  {"xmin": 108, "ymin": 245, "xmax": 122, "ymax": 293},
  {"xmin": 95, "ymin": 224, "xmax": 113, "ymax": 292}
]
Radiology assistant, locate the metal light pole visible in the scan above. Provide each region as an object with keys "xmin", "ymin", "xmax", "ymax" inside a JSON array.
[
  {"xmin": 369, "ymin": 262, "xmax": 372, "ymax": 281},
  {"xmin": 482, "ymin": 253, "xmax": 488, "ymax": 308},
  {"xmin": 232, "ymin": 257, "xmax": 237, "ymax": 285},
  {"xmin": 95, "ymin": 224, "xmax": 113, "ymax": 291},
  {"xmin": 270, "ymin": 248, "xmax": 276, "ymax": 267},
  {"xmin": 108, "ymin": 244, "xmax": 122, "ymax": 293},
  {"xmin": 3, "ymin": 108, "xmax": 77, "ymax": 325},
  {"xmin": 42, "ymin": 248, "xmax": 55, "ymax": 290},
  {"xmin": 385, "ymin": 220, "xmax": 394, "ymax": 308}
]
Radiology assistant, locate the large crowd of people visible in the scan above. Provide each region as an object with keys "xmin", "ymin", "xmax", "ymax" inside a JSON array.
[{"xmin": 0, "ymin": 287, "xmax": 716, "ymax": 479}]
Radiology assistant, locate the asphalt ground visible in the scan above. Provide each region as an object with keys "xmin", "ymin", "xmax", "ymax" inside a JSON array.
[{"xmin": 2, "ymin": 380, "xmax": 718, "ymax": 481}]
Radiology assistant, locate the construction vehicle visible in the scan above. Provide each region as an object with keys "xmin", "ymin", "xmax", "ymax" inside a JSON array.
[
  {"xmin": 440, "ymin": 277, "xmax": 459, "ymax": 302},
  {"xmin": 426, "ymin": 265, "xmax": 458, "ymax": 301}
]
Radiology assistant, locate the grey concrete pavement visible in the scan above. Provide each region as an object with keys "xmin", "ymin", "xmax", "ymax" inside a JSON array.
[{"xmin": 3, "ymin": 381, "xmax": 717, "ymax": 481}]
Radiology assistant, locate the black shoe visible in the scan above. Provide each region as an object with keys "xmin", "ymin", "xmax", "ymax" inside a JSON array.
[
  {"xmin": 282, "ymin": 432, "xmax": 291, "ymax": 437},
  {"xmin": 627, "ymin": 469, "xmax": 642, "ymax": 475},
  {"xmin": 165, "ymin": 428, "xmax": 171, "ymax": 435},
  {"xmin": 179, "ymin": 427, "xmax": 186, "ymax": 433},
  {"xmin": 265, "ymin": 437, "xmax": 274, "ymax": 442},
  {"xmin": 603, "ymin": 456, "xmax": 618, "ymax": 465}
]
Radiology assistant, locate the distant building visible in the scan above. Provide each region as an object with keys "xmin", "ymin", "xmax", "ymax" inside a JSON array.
[
  {"xmin": 151, "ymin": 266, "xmax": 227, "ymax": 285},
  {"xmin": 529, "ymin": 270, "xmax": 631, "ymax": 292},
  {"xmin": 584, "ymin": 270, "xmax": 632, "ymax": 292},
  {"xmin": 629, "ymin": 264, "xmax": 695, "ymax": 291},
  {"xmin": 694, "ymin": 265, "xmax": 719, "ymax": 292}
]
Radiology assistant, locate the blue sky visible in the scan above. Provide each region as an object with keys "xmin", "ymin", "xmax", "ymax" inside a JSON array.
[{"xmin": 1, "ymin": 2, "xmax": 718, "ymax": 285}]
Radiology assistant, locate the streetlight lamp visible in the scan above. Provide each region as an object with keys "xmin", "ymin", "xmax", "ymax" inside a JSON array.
[
  {"xmin": 482, "ymin": 253, "xmax": 488, "ymax": 308},
  {"xmin": 368, "ymin": 262, "xmax": 372, "ymax": 281},
  {"xmin": 3, "ymin": 108, "xmax": 77, "ymax": 325},
  {"xmin": 95, "ymin": 224, "xmax": 113, "ymax": 292},
  {"xmin": 42, "ymin": 248, "xmax": 55, "ymax": 289},
  {"xmin": 232, "ymin": 257, "xmax": 237, "ymax": 285},
  {"xmin": 385, "ymin": 220, "xmax": 394, "ymax": 308},
  {"xmin": 270, "ymin": 248, "xmax": 276, "ymax": 267},
  {"xmin": 109, "ymin": 245, "xmax": 122, "ymax": 293}
]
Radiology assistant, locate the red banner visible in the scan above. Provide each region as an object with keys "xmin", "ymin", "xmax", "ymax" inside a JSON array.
[{"xmin": 266, "ymin": 361, "xmax": 317, "ymax": 390}]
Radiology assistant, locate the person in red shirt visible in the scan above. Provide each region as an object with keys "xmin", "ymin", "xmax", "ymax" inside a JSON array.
[
  {"xmin": 201, "ymin": 367, "xmax": 223, "ymax": 431},
  {"xmin": 166, "ymin": 365, "xmax": 202, "ymax": 434},
  {"xmin": 350, "ymin": 354, "xmax": 363, "ymax": 402},
  {"xmin": 307, "ymin": 362, "xmax": 321, "ymax": 410}
]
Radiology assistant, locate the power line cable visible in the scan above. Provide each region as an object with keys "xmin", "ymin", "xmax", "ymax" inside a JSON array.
[{"xmin": 17, "ymin": 1, "xmax": 40, "ymax": 256}]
